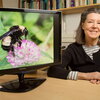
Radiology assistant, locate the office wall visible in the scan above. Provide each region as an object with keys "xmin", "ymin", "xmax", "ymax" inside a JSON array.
[
  {"xmin": 2, "ymin": 0, "xmax": 19, "ymax": 8},
  {"xmin": 62, "ymin": 13, "xmax": 81, "ymax": 47}
]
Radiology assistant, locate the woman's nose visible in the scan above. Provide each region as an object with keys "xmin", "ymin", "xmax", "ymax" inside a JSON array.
[{"xmin": 92, "ymin": 22, "xmax": 98, "ymax": 28}]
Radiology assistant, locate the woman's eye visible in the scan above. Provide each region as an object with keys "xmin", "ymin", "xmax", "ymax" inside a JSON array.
[{"xmin": 87, "ymin": 21, "xmax": 93, "ymax": 23}]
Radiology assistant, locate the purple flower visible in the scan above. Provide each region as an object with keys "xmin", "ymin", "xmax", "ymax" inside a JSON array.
[{"xmin": 6, "ymin": 40, "xmax": 41, "ymax": 67}]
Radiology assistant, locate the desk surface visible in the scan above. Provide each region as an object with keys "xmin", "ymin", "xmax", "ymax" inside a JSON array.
[{"xmin": 0, "ymin": 72, "xmax": 100, "ymax": 100}]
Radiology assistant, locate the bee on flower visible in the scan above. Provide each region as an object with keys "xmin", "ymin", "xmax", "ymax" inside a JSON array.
[{"xmin": 0, "ymin": 25, "xmax": 41, "ymax": 67}]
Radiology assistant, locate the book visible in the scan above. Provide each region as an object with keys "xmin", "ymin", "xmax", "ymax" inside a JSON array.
[
  {"xmin": 24, "ymin": 0, "xmax": 28, "ymax": 8},
  {"xmin": 43, "ymin": 0, "xmax": 48, "ymax": 10},
  {"xmin": 33, "ymin": 0, "xmax": 37, "ymax": 9},
  {"xmin": 21, "ymin": 0, "xmax": 26, "ymax": 8},
  {"xmin": 0, "ymin": 0, "xmax": 2, "ymax": 7},
  {"xmin": 47, "ymin": 0, "xmax": 51, "ymax": 10},
  {"xmin": 50, "ymin": 0, "xmax": 53, "ymax": 10},
  {"xmin": 52, "ymin": 0, "xmax": 56, "ymax": 9},
  {"xmin": 64, "ymin": 0, "xmax": 66, "ymax": 8},
  {"xmin": 56, "ymin": 0, "xmax": 60, "ymax": 9},
  {"xmin": 86, "ymin": 0, "xmax": 90, "ymax": 5},
  {"xmin": 75, "ymin": 0, "xmax": 80, "ymax": 7},
  {"xmin": 38, "ymin": 0, "xmax": 40, "ymax": 9},
  {"xmin": 25, "ymin": 0, "xmax": 34, "ymax": 8},
  {"xmin": 29, "ymin": 0, "xmax": 34, "ymax": 8},
  {"xmin": 80, "ymin": 0, "xmax": 87, "ymax": 6},
  {"xmin": 66, "ymin": 0, "xmax": 71, "ymax": 8},
  {"xmin": 33, "ymin": 0, "xmax": 40, "ymax": 9},
  {"xmin": 93, "ymin": 0, "xmax": 97, "ymax": 3},
  {"xmin": 70, "ymin": 0, "xmax": 75, "ymax": 7},
  {"xmin": 88, "ymin": 0, "xmax": 93, "ymax": 4},
  {"xmin": 40, "ymin": 0, "xmax": 44, "ymax": 9},
  {"xmin": 60, "ymin": 0, "xmax": 65, "ymax": 8}
]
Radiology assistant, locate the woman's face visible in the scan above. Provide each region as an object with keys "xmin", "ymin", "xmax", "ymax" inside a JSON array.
[{"xmin": 82, "ymin": 13, "xmax": 100, "ymax": 40}]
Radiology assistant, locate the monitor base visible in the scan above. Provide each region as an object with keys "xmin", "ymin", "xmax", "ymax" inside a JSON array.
[{"xmin": 0, "ymin": 74, "xmax": 46, "ymax": 93}]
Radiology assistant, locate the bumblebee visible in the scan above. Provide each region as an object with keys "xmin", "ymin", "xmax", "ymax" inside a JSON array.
[{"xmin": 1, "ymin": 25, "xmax": 28, "ymax": 52}]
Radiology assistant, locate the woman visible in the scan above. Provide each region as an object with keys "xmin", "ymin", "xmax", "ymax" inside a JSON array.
[{"xmin": 47, "ymin": 7, "xmax": 100, "ymax": 84}]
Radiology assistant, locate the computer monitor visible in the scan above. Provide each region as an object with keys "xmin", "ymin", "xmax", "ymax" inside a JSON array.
[{"xmin": 0, "ymin": 8, "xmax": 61, "ymax": 93}]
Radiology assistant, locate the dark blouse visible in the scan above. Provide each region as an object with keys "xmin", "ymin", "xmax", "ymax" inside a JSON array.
[{"xmin": 47, "ymin": 42, "xmax": 100, "ymax": 79}]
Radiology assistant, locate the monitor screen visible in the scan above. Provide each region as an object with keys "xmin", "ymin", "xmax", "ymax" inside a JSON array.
[
  {"xmin": 0, "ymin": 8, "xmax": 61, "ymax": 74},
  {"xmin": 0, "ymin": 8, "xmax": 61, "ymax": 92}
]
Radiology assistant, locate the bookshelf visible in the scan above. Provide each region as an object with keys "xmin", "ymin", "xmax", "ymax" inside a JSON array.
[
  {"xmin": 57, "ymin": 3, "xmax": 100, "ymax": 15},
  {"xmin": 17, "ymin": 0, "xmax": 100, "ymax": 11}
]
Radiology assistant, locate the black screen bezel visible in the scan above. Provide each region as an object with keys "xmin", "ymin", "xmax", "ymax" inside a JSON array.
[{"xmin": 0, "ymin": 8, "xmax": 62, "ymax": 75}]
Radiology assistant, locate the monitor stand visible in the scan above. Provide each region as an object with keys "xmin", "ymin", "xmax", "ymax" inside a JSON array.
[{"xmin": 0, "ymin": 73, "xmax": 46, "ymax": 93}]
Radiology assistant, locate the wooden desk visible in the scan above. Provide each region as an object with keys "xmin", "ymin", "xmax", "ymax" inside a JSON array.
[{"xmin": 0, "ymin": 72, "xmax": 100, "ymax": 100}]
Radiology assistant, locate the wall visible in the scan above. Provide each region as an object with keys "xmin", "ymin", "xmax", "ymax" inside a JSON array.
[
  {"xmin": 62, "ymin": 13, "xmax": 81, "ymax": 47},
  {"xmin": 2, "ymin": 0, "xmax": 19, "ymax": 8}
]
